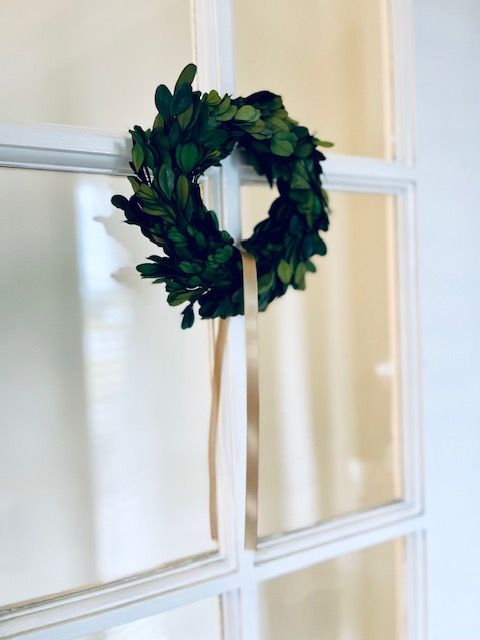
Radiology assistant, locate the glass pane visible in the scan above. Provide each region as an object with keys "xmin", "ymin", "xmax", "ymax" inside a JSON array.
[
  {"xmin": 241, "ymin": 186, "xmax": 402, "ymax": 538},
  {"xmin": 233, "ymin": 0, "xmax": 393, "ymax": 158},
  {"xmin": 0, "ymin": 170, "xmax": 216, "ymax": 606},
  {"xmin": 77, "ymin": 598, "xmax": 222, "ymax": 640},
  {"xmin": 0, "ymin": 0, "xmax": 193, "ymax": 130},
  {"xmin": 259, "ymin": 539, "xmax": 405, "ymax": 640}
]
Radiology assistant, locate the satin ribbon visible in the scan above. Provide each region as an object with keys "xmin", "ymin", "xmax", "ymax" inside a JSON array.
[{"xmin": 208, "ymin": 248, "xmax": 259, "ymax": 550}]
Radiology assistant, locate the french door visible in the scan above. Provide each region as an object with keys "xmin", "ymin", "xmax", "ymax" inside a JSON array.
[{"xmin": 1, "ymin": 1, "xmax": 479, "ymax": 639}]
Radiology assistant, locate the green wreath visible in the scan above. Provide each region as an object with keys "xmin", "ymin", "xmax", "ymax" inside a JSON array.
[{"xmin": 112, "ymin": 64, "xmax": 332, "ymax": 329}]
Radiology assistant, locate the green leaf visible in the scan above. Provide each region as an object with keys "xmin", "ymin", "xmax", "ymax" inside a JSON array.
[
  {"xmin": 312, "ymin": 234, "xmax": 327, "ymax": 256},
  {"xmin": 138, "ymin": 184, "xmax": 157, "ymax": 201},
  {"xmin": 203, "ymin": 129, "xmax": 229, "ymax": 148},
  {"xmin": 153, "ymin": 112, "xmax": 165, "ymax": 130},
  {"xmin": 274, "ymin": 131, "xmax": 297, "ymax": 144},
  {"xmin": 213, "ymin": 96, "xmax": 231, "ymax": 116},
  {"xmin": 215, "ymin": 104, "xmax": 238, "ymax": 121},
  {"xmin": 234, "ymin": 105, "xmax": 257, "ymax": 121},
  {"xmin": 294, "ymin": 262, "xmax": 307, "ymax": 286},
  {"xmin": 266, "ymin": 116, "xmax": 289, "ymax": 131},
  {"xmin": 177, "ymin": 102, "xmax": 194, "ymax": 129},
  {"xmin": 111, "ymin": 194, "xmax": 128, "ymax": 210},
  {"xmin": 167, "ymin": 228, "xmax": 188, "ymax": 245},
  {"xmin": 271, "ymin": 139, "xmax": 294, "ymax": 157},
  {"xmin": 206, "ymin": 90, "xmax": 222, "ymax": 105},
  {"xmin": 277, "ymin": 259, "xmax": 293, "ymax": 284},
  {"xmin": 155, "ymin": 85, "xmax": 172, "ymax": 119},
  {"xmin": 294, "ymin": 142, "xmax": 313, "ymax": 158},
  {"xmin": 127, "ymin": 176, "xmax": 140, "ymax": 194},
  {"xmin": 137, "ymin": 263, "xmax": 161, "ymax": 276},
  {"xmin": 290, "ymin": 173, "xmax": 310, "ymax": 189},
  {"xmin": 288, "ymin": 215, "xmax": 303, "ymax": 236},
  {"xmin": 172, "ymin": 83, "xmax": 192, "ymax": 116},
  {"xmin": 314, "ymin": 138, "xmax": 334, "ymax": 148},
  {"xmin": 179, "ymin": 261, "xmax": 196, "ymax": 273},
  {"xmin": 180, "ymin": 143, "xmax": 199, "ymax": 173},
  {"xmin": 169, "ymin": 121, "xmax": 181, "ymax": 147},
  {"xmin": 144, "ymin": 148, "xmax": 155, "ymax": 170},
  {"xmin": 174, "ymin": 63, "xmax": 197, "ymax": 92},
  {"xmin": 132, "ymin": 144, "xmax": 144, "ymax": 172},
  {"xmin": 168, "ymin": 290, "xmax": 195, "ymax": 306},
  {"xmin": 158, "ymin": 164, "xmax": 175, "ymax": 199},
  {"xmin": 181, "ymin": 304, "xmax": 195, "ymax": 329},
  {"xmin": 141, "ymin": 203, "xmax": 169, "ymax": 218},
  {"xmin": 258, "ymin": 271, "xmax": 275, "ymax": 294},
  {"xmin": 176, "ymin": 175, "xmax": 189, "ymax": 208}
]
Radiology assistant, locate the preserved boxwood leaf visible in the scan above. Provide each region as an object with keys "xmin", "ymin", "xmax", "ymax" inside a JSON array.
[
  {"xmin": 155, "ymin": 84, "xmax": 172, "ymax": 118},
  {"xmin": 176, "ymin": 175, "xmax": 189, "ymax": 208},
  {"xmin": 172, "ymin": 83, "xmax": 192, "ymax": 116},
  {"xmin": 158, "ymin": 164, "xmax": 175, "ymax": 199},
  {"xmin": 234, "ymin": 105, "xmax": 257, "ymax": 121},
  {"xmin": 180, "ymin": 143, "xmax": 199, "ymax": 173},
  {"xmin": 175, "ymin": 63, "xmax": 197, "ymax": 91},
  {"xmin": 277, "ymin": 259, "xmax": 293, "ymax": 284}
]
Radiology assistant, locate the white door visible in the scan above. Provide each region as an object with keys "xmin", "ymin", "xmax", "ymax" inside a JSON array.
[{"xmin": 0, "ymin": 1, "xmax": 479, "ymax": 639}]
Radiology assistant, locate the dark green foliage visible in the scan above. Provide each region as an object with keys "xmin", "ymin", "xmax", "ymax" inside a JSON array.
[{"xmin": 112, "ymin": 64, "xmax": 332, "ymax": 328}]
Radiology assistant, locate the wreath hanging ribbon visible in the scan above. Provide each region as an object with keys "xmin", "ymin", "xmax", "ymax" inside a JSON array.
[
  {"xmin": 112, "ymin": 64, "xmax": 332, "ymax": 549},
  {"xmin": 208, "ymin": 250, "xmax": 259, "ymax": 550}
]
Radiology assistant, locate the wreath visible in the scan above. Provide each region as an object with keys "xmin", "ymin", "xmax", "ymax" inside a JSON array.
[{"xmin": 112, "ymin": 64, "xmax": 332, "ymax": 329}]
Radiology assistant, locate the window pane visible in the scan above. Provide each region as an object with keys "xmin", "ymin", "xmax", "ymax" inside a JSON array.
[
  {"xmin": 0, "ymin": 0, "xmax": 193, "ymax": 130},
  {"xmin": 233, "ymin": 0, "xmax": 393, "ymax": 158},
  {"xmin": 77, "ymin": 598, "xmax": 222, "ymax": 640},
  {"xmin": 0, "ymin": 170, "xmax": 216, "ymax": 606},
  {"xmin": 241, "ymin": 186, "xmax": 402, "ymax": 538},
  {"xmin": 259, "ymin": 539, "xmax": 405, "ymax": 640}
]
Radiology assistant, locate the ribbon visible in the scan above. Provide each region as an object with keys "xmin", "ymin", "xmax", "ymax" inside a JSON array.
[
  {"xmin": 208, "ymin": 315, "xmax": 229, "ymax": 542},
  {"xmin": 239, "ymin": 249, "xmax": 260, "ymax": 550},
  {"xmin": 208, "ymin": 248, "xmax": 260, "ymax": 550}
]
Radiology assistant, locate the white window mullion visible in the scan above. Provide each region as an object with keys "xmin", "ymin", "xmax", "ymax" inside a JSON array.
[{"xmin": 0, "ymin": 123, "xmax": 130, "ymax": 174}]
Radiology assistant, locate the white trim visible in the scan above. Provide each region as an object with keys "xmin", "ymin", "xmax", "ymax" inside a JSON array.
[
  {"xmin": 0, "ymin": 555, "xmax": 234, "ymax": 640},
  {"xmin": 0, "ymin": 124, "xmax": 131, "ymax": 174},
  {"xmin": 405, "ymin": 532, "xmax": 428, "ymax": 640},
  {"xmin": 235, "ymin": 150, "xmax": 415, "ymax": 189},
  {"xmin": 389, "ymin": 0, "xmax": 416, "ymax": 165},
  {"xmin": 0, "ymin": 122, "xmax": 414, "ymax": 186},
  {"xmin": 254, "ymin": 516, "xmax": 426, "ymax": 583},
  {"xmin": 256, "ymin": 501, "xmax": 421, "ymax": 566}
]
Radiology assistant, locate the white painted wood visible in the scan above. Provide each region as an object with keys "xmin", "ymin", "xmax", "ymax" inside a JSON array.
[
  {"xmin": 390, "ymin": 0, "xmax": 416, "ymax": 165},
  {"xmin": 0, "ymin": 555, "xmax": 234, "ymax": 640},
  {"xmin": 0, "ymin": 124, "xmax": 131, "ymax": 174},
  {"xmin": 405, "ymin": 534, "xmax": 427, "ymax": 640},
  {"xmin": 256, "ymin": 501, "xmax": 421, "ymax": 565},
  {"xmin": 255, "ymin": 517, "xmax": 426, "ymax": 583},
  {"xmin": 413, "ymin": 1, "xmax": 480, "ymax": 638}
]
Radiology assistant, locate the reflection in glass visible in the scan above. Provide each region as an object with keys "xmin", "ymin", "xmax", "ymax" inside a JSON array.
[
  {"xmin": 241, "ymin": 186, "xmax": 402, "ymax": 538},
  {"xmin": 233, "ymin": 0, "xmax": 393, "ymax": 158},
  {"xmin": 259, "ymin": 539, "xmax": 405, "ymax": 640},
  {"xmin": 0, "ymin": 171, "xmax": 215, "ymax": 606},
  {"xmin": 77, "ymin": 598, "xmax": 222, "ymax": 640},
  {"xmin": 0, "ymin": 0, "xmax": 193, "ymax": 130}
]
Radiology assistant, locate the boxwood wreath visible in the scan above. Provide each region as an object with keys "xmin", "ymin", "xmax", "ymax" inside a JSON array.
[{"xmin": 112, "ymin": 64, "xmax": 333, "ymax": 329}]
